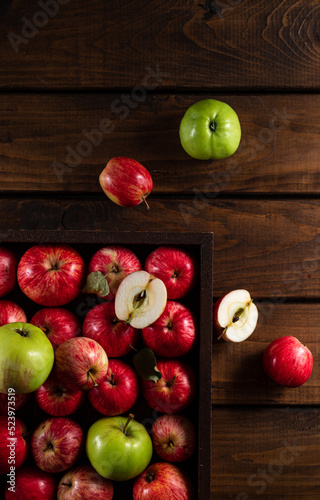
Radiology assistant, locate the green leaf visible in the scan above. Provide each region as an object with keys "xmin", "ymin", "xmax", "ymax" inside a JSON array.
[
  {"xmin": 82, "ymin": 271, "xmax": 110, "ymax": 297},
  {"xmin": 133, "ymin": 348, "xmax": 162, "ymax": 383}
]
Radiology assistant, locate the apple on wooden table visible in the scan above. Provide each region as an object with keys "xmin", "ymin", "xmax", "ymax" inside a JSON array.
[
  {"xmin": 179, "ymin": 98, "xmax": 241, "ymax": 160},
  {"xmin": 99, "ymin": 157, "xmax": 153, "ymax": 208},
  {"xmin": 263, "ymin": 336, "xmax": 313, "ymax": 388},
  {"xmin": 214, "ymin": 289, "xmax": 258, "ymax": 342}
]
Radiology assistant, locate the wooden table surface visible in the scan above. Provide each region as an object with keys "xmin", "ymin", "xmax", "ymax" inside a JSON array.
[{"xmin": 1, "ymin": 1, "xmax": 320, "ymax": 498}]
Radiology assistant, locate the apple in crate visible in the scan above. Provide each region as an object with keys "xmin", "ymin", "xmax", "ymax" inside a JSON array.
[
  {"xmin": 31, "ymin": 417, "xmax": 83, "ymax": 473},
  {"xmin": 30, "ymin": 307, "xmax": 81, "ymax": 350},
  {"xmin": 0, "ymin": 392, "xmax": 29, "ymax": 415},
  {"xmin": 144, "ymin": 246, "xmax": 197, "ymax": 299},
  {"xmin": 5, "ymin": 464, "xmax": 57, "ymax": 500},
  {"xmin": 0, "ymin": 246, "xmax": 17, "ymax": 298},
  {"xmin": 263, "ymin": 336, "xmax": 313, "ymax": 388},
  {"xmin": 133, "ymin": 462, "xmax": 194, "ymax": 500},
  {"xmin": 57, "ymin": 465, "xmax": 114, "ymax": 500},
  {"xmin": 141, "ymin": 358, "xmax": 196, "ymax": 414},
  {"xmin": 99, "ymin": 157, "xmax": 153, "ymax": 208},
  {"xmin": 86, "ymin": 414, "xmax": 153, "ymax": 481},
  {"xmin": 55, "ymin": 337, "xmax": 109, "ymax": 390},
  {"xmin": 88, "ymin": 358, "xmax": 139, "ymax": 416},
  {"xmin": 214, "ymin": 289, "xmax": 258, "ymax": 342},
  {"xmin": 142, "ymin": 300, "xmax": 197, "ymax": 357},
  {"xmin": 35, "ymin": 370, "xmax": 85, "ymax": 417},
  {"xmin": 0, "ymin": 299, "xmax": 27, "ymax": 326},
  {"xmin": 17, "ymin": 244, "xmax": 86, "ymax": 306},
  {"xmin": 115, "ymin": 270, "xmax": 167, "ymax": 329},
  {"xmin": 0, "ymin": 415, "xmax": 29, "ymax": 474},
  {"xmin": 85, "ymin": 245, "xmax": 142, "ymax": 300},
  {"xmin": 83, "ymin": 301, "xmax": 139, "ymax": 357},
  {"xmin": 152, "ymin": 413, "xmax": 196, "ymax": 462},
  {"xmin": 0, "ymin": 322, "xmax": 54, "ymax": 393}
]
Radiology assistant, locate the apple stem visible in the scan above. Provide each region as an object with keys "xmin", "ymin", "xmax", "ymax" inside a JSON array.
[
  {"xmin": 146, "ymin": 472, "xmax": 155, "ymax": 483},
  {"xmin": 217, "ymin": 327, "xmax": 227, "ymax": 341},
  {"xmin": 142, "ymin": 195, "xmax": 150, "ymax": 210},
  {"xmin": 88, "ymin": 370, "xmax": 98, "ymax": 387},
  {"xmin": 123, "ymin": 413, "xmax": 134, "ymax": 435},
  {"xmin": 167, "ymin": 376, "xmax": 176, "ymax": 388}
]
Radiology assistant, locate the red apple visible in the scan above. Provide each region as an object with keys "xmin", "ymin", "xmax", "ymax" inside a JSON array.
[
  {"xmin": 0, "ymin": 392, "xmax": 29, "ymax": 415},
  {"xmin": 0, "ymin": 415, "xmax": 29, "ymax": 474},
  {"xmin": 142, "ymin": 301, "xmax": 197, "ymax": 357},
  {"xmin": 263, "ymin": 336, "xmax": 313, "ymax": 388},
  {"xmin": 57, "ymin": 464, "xmax": 114, "ymax": 500},
  {"xmin": 141, "ymin": 359, "xmax": 196, "ymax": 414},
  {"xmin": 17, "ymin": 244, "xmax": 86, "ymax": 306},
  {"xmin": 88, "ymin": 359, "xmax": 139, "ymax": 416},
  {"xmin": 133, "ymin": 462, "xmax": 194, "ymax": 500},
  {"xmin": 144, "ymin": 246, "xmax": 197, "ymax": 299},
  {"xmin": 31, "ymin": 417, "xmax": 83, "ymax": 473},
  {"xmin": 151, "ymin": 414, "xmax": 196, "ymax": 462},
  {"xmin": 55, "ymin": 337, "xmax": 109, "ymax": 390},
  {"xmin": 30, "ymin": 307, "xmax": 81, "ymax": 350},
  {"xmin": 83, "ymin": 301, "xmax": 139, "ymax": 357},
  {"xmin": 0, "ymin": 247, "xmax": 17, "ymax": 298},
  {"xmin": 86, "ymin": 245, "xmax": 142, "ymax": 300},
  {"xmin": 99, "ymin": 157, "xmax": 153, "ymax": 208},
  {"xmin": 35, "ymin": 370, "xmax": 86, "ymax": 416},
  {"xmin": 5, "ymin": 464, "xmax": 57, "ymax": 499},
  {"xmin": 0, "ymin": 299, "xmax": 27, "ymax": 326}
]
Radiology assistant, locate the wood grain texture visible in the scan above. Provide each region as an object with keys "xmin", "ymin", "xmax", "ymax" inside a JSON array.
[
  {"xmin": 1, "ymin": 93, "xmax": 320, "ymax": 194},
  {"xmin": 212, "ymin": 407, "xmax": 320, "ymax": 499},
  {"xmin": 212, "ymin": 303, "xmax": 319, "ymax": 405},
  {"xmin": 1, "ymin": 1, "xmax": 320, "ymax": 90},
  {"xmin": 0, "ymin": 196, "xmax": 319, "ymax": 299}
]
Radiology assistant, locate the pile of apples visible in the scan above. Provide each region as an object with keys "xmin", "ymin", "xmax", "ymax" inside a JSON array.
[{"xmin": 0, "ymin": 243, "xmax": 199, "ymax": 499}]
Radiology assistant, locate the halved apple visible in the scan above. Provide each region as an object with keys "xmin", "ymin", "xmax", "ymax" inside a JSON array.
[
  {"xmin": 214, "ymin": 289, "xmax": 258, "ymax": 342},
  {"xmin": 115, "ymin": 270, "xmax": 167, "ymax": 329}
]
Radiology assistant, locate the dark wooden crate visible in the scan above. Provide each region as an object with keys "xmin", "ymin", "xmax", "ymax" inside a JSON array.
[{"xmin": 0, "ymin": 230, "xmax": 213, "ymax": 499}]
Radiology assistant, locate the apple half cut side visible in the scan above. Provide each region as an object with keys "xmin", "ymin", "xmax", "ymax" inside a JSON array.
[
  {"xmin": 115, "ymin": 270, "xmax": 167, "ymax": 329},
  {"xmin": 214, "ymin": 289, "xmax": 258, "ymax": 342}
]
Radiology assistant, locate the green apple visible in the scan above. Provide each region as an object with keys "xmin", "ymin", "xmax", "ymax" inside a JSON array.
[
  {"xmin": 179, "ymin": 98, "xmax": 241, "ymax": 160},
  {"xmin": 86, "ymin": 414, "xmax": 153, "ymax": 481},
  {"xmin": 0, "ymin": 322, "xmax": 54, "ymax": 394}
]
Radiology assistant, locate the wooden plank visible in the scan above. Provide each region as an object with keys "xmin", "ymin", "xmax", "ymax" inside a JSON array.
[
  {"xmin": 212, "ymin": 303, "xmax": 320, "ymax": 405},
  {"xmin": 1, "ymin": 1, "xmax": 320, "ymax": 90},
  {"xmin": 0, "ymin": 196, "xmax": 320, "ymax": 299},
  {"xmin": 212, "ymin": 407, "xmax": 320, "ymax": 499},
  {"xmin": 1, "ymin": 93, "xmax": 320, "ymax": 194}
]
